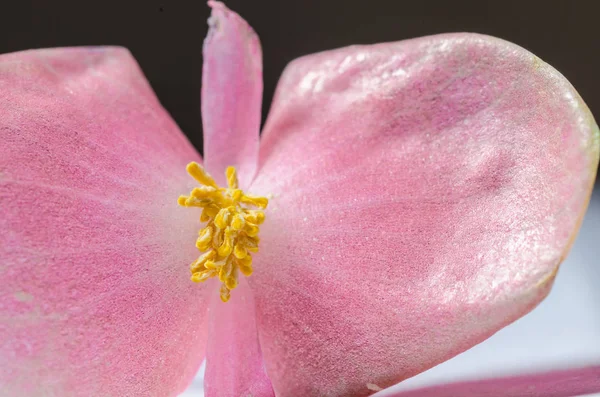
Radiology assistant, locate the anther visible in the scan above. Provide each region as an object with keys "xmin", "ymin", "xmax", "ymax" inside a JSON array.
[{"xmin": 178, "ymin": 163, "xmax": 268, "ymax": 302}]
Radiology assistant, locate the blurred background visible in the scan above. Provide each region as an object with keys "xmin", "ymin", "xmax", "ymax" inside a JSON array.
[{"xmin": 2, "ymin": 0, "xmax": 598, "ymax": 395}]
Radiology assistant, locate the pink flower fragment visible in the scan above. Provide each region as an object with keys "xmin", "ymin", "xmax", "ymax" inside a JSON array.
[
  {"xmin": 385, "ymin": 365, "xmax": 600, "ymax": 397},
  {"xmin": 1, "ymin": 2, "xmax": 599, "ymax": 397}
]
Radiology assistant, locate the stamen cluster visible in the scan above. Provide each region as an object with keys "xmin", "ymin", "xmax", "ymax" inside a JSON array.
[{"xmin": 178, "ymin": 162, "xmax": 267, "ymax": 302}]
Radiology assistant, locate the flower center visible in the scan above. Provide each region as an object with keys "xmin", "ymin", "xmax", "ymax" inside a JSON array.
[{"xmin": 178, "ymin": 162, "xmax": 268, "ymax": 302}]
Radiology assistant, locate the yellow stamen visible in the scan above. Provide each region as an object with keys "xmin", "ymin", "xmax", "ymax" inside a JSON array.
[
  {"xmin": 233, "ymin": 243, "xmax": 247, "ymax": 259},
  {"xmin": 217, "ymin": 227, "xmax": 235, "ymax": 257},
  {"xmin": 240, "ymin": 194, "xmax": 268, "ymax": 209},
  {"xmin": 177, "ymin": 196, "xmax": 188, "ymax": 206},
  {"xmin": 244, "ymin": 210, "xmax": 265, "ymax": 225},
  {"xmin": 238, "ymin": 255, "xmax": 253, "ymax": 276},
  {"xmin": 231, "ymin": 214, "xmax": 245, "ymax": 231},
  {"xmin": 196, "ymin": 226, "xmax": 213, "ymax": 251},
  {"xmin": 178, "ymin": 162, "xmax": 268, "ymax": 302},
  {"xmin": 243, "ymin": 222, "xmax": 260, "ymax": 237},
  {"xmin": 214, "ymin": 207, "xmax": 231, "ymax": 229},
  {"xmin": 186, "ymin": 162, "xmax": 217, "ymax": 188},
  {"xmin": 190, "ymin": 250, "xmax": 216, "ymax": 273},
  {"xmin": 226, "ymin": 166, "xmax": 238, "ymax": 189},
  {"xmin": 220, "ymin": 284, "xmax": 231, "ymax": 302}
]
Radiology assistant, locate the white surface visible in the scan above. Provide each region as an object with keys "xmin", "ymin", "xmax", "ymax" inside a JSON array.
[
  {"xmin": 181, "ymin": 190, "xmax": 600, "ymax": 397},
  {"xmin": 181, "ymin": 361, "xmax": 204, "ymax": 397}
]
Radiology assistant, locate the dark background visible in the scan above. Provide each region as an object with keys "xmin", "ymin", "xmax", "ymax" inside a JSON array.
[{"xmin": 1, "ymin": 0, "xmax": 599, "ymax": 185}]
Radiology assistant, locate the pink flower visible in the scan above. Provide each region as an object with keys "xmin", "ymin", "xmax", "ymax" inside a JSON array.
[{"xmin": 1, "ymin": 1, "xmax": 599, "ymax": 396}]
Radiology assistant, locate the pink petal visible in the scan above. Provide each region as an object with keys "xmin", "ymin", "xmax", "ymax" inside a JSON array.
[
  {"xmin": 204, "ymin": 279, "xmax": 274, "ymax": 397},
  {"xmin": 384, "ymin": 365, "xmax": 600, "ymax": 397},
  {"xmin": 249, "ymin": 34, "xmax": 600, "ymax": 396},
  {"xmin": 0, "ymin": 47, "xmax": 209, "ymax": 396},
  {"xmin": 199, "ymin": 4, "xmax": 273, "ymax": 394},
  {"xmin": 202, "ymin": 1, "xmax": 262, "ymax": 187}
]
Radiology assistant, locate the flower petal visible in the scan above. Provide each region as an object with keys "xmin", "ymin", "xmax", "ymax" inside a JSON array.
[
  {"xmin": 394, "ymin": 193, "xmax": 600, "ymax": 393},
  {"xmin": 202, "ymin": 1, "xmax": 262, "ymax": 187},
  {"xmin": 382, "ymin": 365, "xmax": 600, "ymax": 397},
  {"xmin": 0, "ymin": 47, "xmax": 208, "ymax": 396},
  {"xmin": 249, "ymin": 34, "xmax": 600, "ymax": 396},
  {"xmin": 204, "ymin": 279, "xmax": 274, "ymax": 397}
]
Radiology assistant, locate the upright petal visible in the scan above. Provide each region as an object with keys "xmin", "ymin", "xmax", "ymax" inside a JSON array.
[
  {"xmin": 204, "ymin": 279, "xmax": 274, "ymax": 397},
  {"xmin": 0, "ymin": 48, "xmax": 208, "ymax": 396},
  {"xmin": 202, "ymin": 1, "xmax": 263, "ymax": 188},
  {"xmin": 200, "ymin": 5, "xmax": 269, "ymax": 391},
  {"xmin": 249, "ymin": 34, "xmax": 600, "ymax": 396},
  {"xmin": 383, "ymin": 365, "xmax": 600, "ymax": 397}
]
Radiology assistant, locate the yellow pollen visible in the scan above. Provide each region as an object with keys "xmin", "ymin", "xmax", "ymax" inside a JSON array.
[{"xmin": 178, "ymin": 162, "xmax": 268, "ymax": 302}]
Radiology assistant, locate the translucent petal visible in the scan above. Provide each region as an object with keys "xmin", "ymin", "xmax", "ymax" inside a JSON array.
[
  {"xmin": 0, "ymin": 47, "xmax": 209, "ymax": 396},
  {"xmin": 201, "ymin": 1, "xmax": 262, "ymax": 188},
  {"xmin": 249, "ymin": 34, "xmax": 599, "ymax": 396}
]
